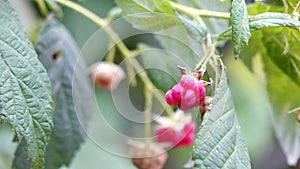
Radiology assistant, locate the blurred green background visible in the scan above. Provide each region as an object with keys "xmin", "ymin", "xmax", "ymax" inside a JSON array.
[{"xmin": 0, "ymin": 0, "xmax": 295, "ymax": 169}]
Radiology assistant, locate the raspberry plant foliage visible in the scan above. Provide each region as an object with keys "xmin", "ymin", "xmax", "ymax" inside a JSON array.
[
  {"xmin": 0, "ymin": 0, "xmax": 53, "ymax": 168},
  {"xmin": 0, "ymin": 0, "xmax": 300, "ymax": 169},
  {"xmin": 13, "ymin": 15, "xmax": 93, "ymax": 169}
]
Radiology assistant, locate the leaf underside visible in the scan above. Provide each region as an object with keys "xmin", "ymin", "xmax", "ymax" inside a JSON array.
[
  {"xmin": 192, "ymin": 62, "xmax": 251, "ymax": 169},
  {"xmin": 218, "ymin": 12, "xmax": 300, "ymax": 41},
  {"xmin": 0, "ymin": 0, "xmax": 53, "ymax": 168},
  {"xmin": 231, "ymin": 0, "xmax": 251, "ymax": 58}
]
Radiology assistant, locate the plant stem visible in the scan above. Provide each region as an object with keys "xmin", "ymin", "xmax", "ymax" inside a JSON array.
[
  {"xmin": 288, "ymin": 107, "xmax": 300, "ymax": 114},
  {"xmin": 282, "ymin": 0, "xmax": 289, "ymax": 13},
  {"xmin": 194, "ymin": 42, "xmax": 217, "ymax": 70},
  {"xmin": 292, "ymin": 1, "xmax": 300, "ymax": 20},
  {"xmin": 169, "ymin": 1, "xmax": 230, "ymax": 19},
  {"xmin": 35, "ymin": 0, "xmax": 48, "ymax": 17},
  {"xmin": 144, "ymin": 88, "xmax": 152, "ymax": 138}
]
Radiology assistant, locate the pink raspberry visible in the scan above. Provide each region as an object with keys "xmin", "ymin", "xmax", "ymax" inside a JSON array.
[
  {"xmin": 165, "ymin": 74, "xmax": 206, "ymax": 111},
  {"xmin": 155, "ymin": 122, "xmax": 196, "ymax": 148},
  {"xmin": 179, "ymin": 89, "xmax": 197, "ymax": 111},
  {"xmin": 171, "ymin": 84, "xmax": 181, "ymax": 103},
  {"xmin": 165, "ymin": 90, "xmax": 176, "ymax": 105},
  {"xmin": 179, "ymin": 75, "xmax": 197, "ymax": 89},
  {"xmin": 195, "ymin": 82, "xmax": 206, "ymax": 106}
]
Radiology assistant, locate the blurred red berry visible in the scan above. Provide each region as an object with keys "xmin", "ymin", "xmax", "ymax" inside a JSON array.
[
  {"xmin": 90, "ymin": 62, "xmax": 125, "ymax": 90},
  {"xmin": 130, "ymin": 142, "xmax": 168, "ymax": 169},
  {"xmin": 155, "ymin": 122, "xmax": 196, "ymax": 148}
]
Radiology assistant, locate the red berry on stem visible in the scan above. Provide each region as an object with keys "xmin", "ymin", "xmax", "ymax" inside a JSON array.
[
  {"xmin": 164, "ymin": 70, "xmax": 207, "ymax": 111},
  {"xmin": 197, "ymin": 82, "xmax": 206, "ymax": 105},
  {"xmin": 165, "ymin": 90, "xmax": 176, "ymax": 105},
  {"xmin": 171, "ymin": 84, "xmax": 181, "ymax": 103},
  {"xmin": 180, "ymin": 75, "xmax": 197, "ymax": 89},
  {"xmin": 155, "ymin": 122, "xmax": 196, "ymax": 148},
  {"xmin": 179, "ymin": 90, "xmax": 197, "ymax": 111}
]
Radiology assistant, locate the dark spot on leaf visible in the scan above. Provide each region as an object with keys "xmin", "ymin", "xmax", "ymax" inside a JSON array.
[
  {"xmin": 22, "ymin": 51, "xmax": 27, "ymax": 57},
  {"xmin": 52, "ymin": 50, "xmax": 62, "ymax": 61}
]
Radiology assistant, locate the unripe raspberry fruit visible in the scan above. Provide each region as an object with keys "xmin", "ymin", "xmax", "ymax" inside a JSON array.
[
  {"xmin": 90, "ymin": 62, "xmax": 125, "ymax": 90},
  {"xmin": 130, "ymin": 143, "xmax": 168, "ymax": 169},
  {"xmin": 165, "ymin": 75, "xmax": 206, "ymax": 111},
  {"xmin": 155, "ymin": 122, "xmax": 196, "ymax": 148}
]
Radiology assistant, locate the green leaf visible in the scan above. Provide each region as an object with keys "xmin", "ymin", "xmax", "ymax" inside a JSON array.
[
  {"xmin": 175, "ymin": 11, "xmax": 207, "ymax": 42},
  {"xmin": 0, "ymin": 0, "xmax": 53, "ymax": 168},
  {"xmin": 152, "ymin": 0, "xmax": 175, "ymax": 14},
  {"xmin": 179, "ymin": 0, "xmax": 230, "ymax": 35},
  {"xmin": 230, "ymin": 27, "xmax": 300, "ymax": 165},
  {"xmin": 138, "ymin": 43, "xmax": 180, "ymax": 92},
  {"xmin": 239, "ymin": 31, "xmax": 264, "ymax": 71},
  {"xmin": 250, "ymin": 12, "xmax": 300, "ymax": 30},
  {"xmin": 38, "ymin": 15, "xmax": 92, "ymax": 169},
  {"xmin": 262, "ymin": 28, "xmax": 300, "ymax": 86},
  {"xmin": 192, "ymin": 62, "xmax": 251, "ymax": 169},
  {"xmin": 218, "ymin": 12, "xmax": 300, "ymax": 41},
  {"xmin": 13, "ymin": 15, "xmax": 93, "ymax": 169},
  {"xmin": 262, "ymin": 52, "xmax": 300, "ymax": 166},
  {"xmin": 116, "ymin": 0, "xmax": 180, "ymax": 30},
  {"xmin": 154, "ymin": 26, "xmax": 203, "ymax": 70},
  {"xmin": 231, "ymin": 0, "xmax": 251, "ymax": 58},
  {"xmin": 256, "ymin": 0, "xmax": 283, "ymax": 6}
]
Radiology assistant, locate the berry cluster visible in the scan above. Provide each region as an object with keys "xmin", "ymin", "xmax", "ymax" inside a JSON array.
[
  {"xmin": 155, "ymin": 122, "xmax": 196, "ymax": 148},
  {"xmin": 165, "ymin": 74, "xmax": 206, "ymax": 111}
]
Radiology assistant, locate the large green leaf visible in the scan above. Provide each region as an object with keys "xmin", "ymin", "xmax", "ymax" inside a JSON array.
[
  {"xmin": 262, "ymin": 52, "xmax": 300, "ymax": 166},
  {"xmin": 231, "ymin": 0, "xmax": 251, "ymax": 58},
  {"xmin": 37, "ymin": 15, "xmax": 92, "ymax": 169},
  {"xmin": 0, "ymin": 0, "xmax": 53, "ymax": 168},
  {"xmin": 13, "ymin": 15, "xmax": 93, "ymax": 169},
  {"xmin": 192, "ymin": 63, "xmax": 251, "ymax": 169},
  {"xmin": 116, "ymin": 0, "xmax": 180, "ymax": 31}
]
